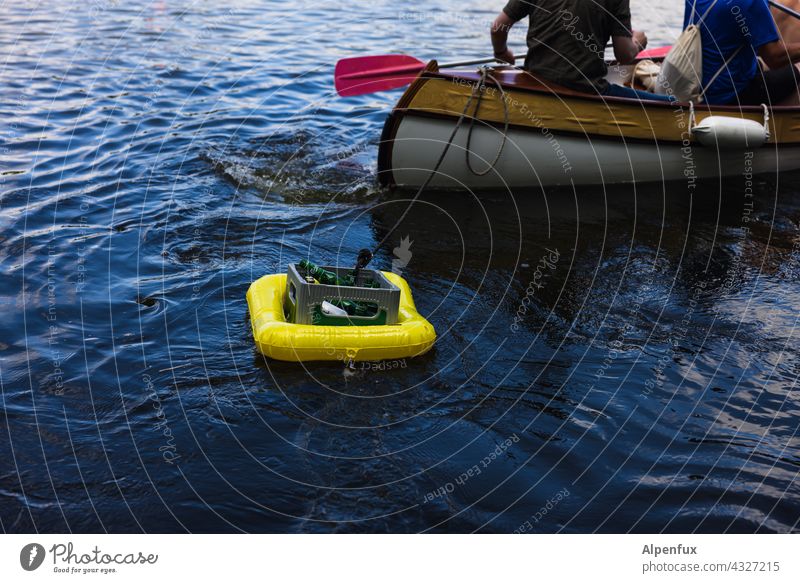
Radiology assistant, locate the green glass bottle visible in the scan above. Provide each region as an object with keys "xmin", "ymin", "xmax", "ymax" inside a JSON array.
[
  {"xmin": 329, "ymin": 298, "xmax": 378, "ymax": 318},
  {"xmin": 299, "ymin": 259, "xmax": 355, "ymax": 286},
  {"xmin": 299, "ymin": 260, "xmax": 378, "ymax": 318}
]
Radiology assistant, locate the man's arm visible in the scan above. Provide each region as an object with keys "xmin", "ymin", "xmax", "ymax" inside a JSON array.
[
  {"xmin": 612, "ymin": 30, "xmax": 647, "ymax": 64},
  {"xmin": 608, "ymin": 0, "xmax": 645, "ymax": 64},
  {"xmin": 491, "ymin": 12, "xmax": 516, "ymax": 64},
  {"xmin": 744, "ymin": 0, "xmax": 798, "ymax": 68},
  {"xmin": 758, "ymin": 39, "xmax": 800, "ymax": 69}
]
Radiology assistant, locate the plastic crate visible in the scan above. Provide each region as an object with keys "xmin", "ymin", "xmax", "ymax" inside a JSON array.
[{"xmin": 284, "ymin": 263, "xmax": 401, "ymax": 326}]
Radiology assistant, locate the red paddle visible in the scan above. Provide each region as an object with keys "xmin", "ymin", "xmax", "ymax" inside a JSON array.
[
  {"xmin": 335, "ymin": 54, "xmax": 505, "ymax": 97},
  {"xmin": 335, "ymin": 46, "xmax": 673, "ymax": 97},
  {"xmin": 637, "ymin": 45, "xmax": 672, "ymax": 59}
]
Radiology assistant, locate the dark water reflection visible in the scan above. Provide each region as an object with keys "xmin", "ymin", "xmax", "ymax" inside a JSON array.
[{"xmin": 1, "ymin": 0, "xmax": 798, "ymax": 533}]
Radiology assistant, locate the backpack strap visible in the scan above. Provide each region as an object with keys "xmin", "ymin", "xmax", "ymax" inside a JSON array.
[
  {"xmin": 690, "ymin": 0, "xmax": 720, "ymax": 27},
  {"xmin": 697, "ymin": 44, "xmax": 745, "ymax": 102},
  {"xmin": 689, "ymin": 0, "xmax": 698, "ymax": 23}
]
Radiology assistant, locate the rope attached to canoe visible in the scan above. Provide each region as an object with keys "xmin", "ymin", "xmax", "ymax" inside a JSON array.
[
  {"xmin": 465, "ymin": 70, "xmax": 510, "ymax": 176},
  {"xmin": 359, "ymin": 67, "xmax": 509, "ymax": 271}
]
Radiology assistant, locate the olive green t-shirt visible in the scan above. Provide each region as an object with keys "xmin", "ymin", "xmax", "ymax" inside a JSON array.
[{"xmin": 502, "ymin": 0, "xmax": 632, "ymax": 92}]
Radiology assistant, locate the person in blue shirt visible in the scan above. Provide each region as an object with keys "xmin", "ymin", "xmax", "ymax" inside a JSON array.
[{"xmin": 690, "ymin": 0, "xmax": 800, "ymax": 105}]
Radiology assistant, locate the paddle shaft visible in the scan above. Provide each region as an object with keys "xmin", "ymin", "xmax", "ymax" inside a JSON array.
[
  {"xmin": 440, "ymin": 55, "xmax": 519, "ymax": 68},
  {"xmin": 339, "ymin": 55, "xmax": 521, "ymax": 81},
  {"xmin": 441, "ymin": 49, "xmax": 628, "ymax": 70},
  {"xmin": 770, "ymin": 0, "xmax": 800, "ymax": 21}
]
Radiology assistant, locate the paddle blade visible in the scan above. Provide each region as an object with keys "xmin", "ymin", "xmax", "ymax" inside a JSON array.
[
  {"xmin": 637, "ymin": 45, "xmax": 672, "ymax": 59},
  {"xmin": 335, "ymin": 54, "xmax": 425, "ymax": 97}
]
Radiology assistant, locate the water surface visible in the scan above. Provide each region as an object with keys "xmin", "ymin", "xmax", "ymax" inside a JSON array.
[{"xmin": 1, "ymin": 0, "xmax": 798, "ymax": 533}]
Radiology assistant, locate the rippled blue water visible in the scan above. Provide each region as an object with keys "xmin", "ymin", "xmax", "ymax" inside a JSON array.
[{"xmin": 1, "ymin": 0, "xmax": 798, "ymax": 533}]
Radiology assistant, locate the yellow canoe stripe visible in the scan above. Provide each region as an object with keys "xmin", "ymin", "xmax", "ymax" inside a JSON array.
[{"xmin": 405, "ymin": 77, "xmax": 800, "ymax": 144}]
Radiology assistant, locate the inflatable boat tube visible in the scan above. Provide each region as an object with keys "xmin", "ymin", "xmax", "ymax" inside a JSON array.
[{"xmin": 246, "ymin": 271, "xmax": 436, "ymax": 362}]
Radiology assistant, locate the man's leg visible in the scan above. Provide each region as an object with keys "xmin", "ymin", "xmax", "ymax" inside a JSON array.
[
  {"xmin": 777, "ymin": 65, "xmax": 800, "ymax": 106},
  {"xmin": 736, "ymin": 64, "xmax": 800, "ymax": 106}
]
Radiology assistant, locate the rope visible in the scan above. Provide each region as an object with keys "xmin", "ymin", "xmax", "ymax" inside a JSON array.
[
  {"xmin": 465, "ymin": 69, "xmax": 510, "ymax": 176},
  {"xmin": 363, "ymin": 67, "xmax": 509, "ymax": 267}
]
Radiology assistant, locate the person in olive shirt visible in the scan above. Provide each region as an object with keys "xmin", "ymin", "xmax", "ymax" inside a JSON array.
[{"xmin": 491, "ymin": 0, "xmax": 674, "ymax": 101}]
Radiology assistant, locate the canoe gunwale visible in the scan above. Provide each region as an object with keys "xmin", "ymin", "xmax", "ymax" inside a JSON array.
[{"xmin": 427, "ymin": 64, "xmax": 800, "ymax": 114}]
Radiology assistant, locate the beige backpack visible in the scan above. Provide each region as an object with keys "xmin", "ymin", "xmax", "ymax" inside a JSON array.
[{"xmin": 655, "ymin": 0, "xmax": 742, "ymax": 102}]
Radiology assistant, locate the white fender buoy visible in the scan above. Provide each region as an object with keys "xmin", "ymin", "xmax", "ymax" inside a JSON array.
[{"xmin": 692, "ymin": 116, "xmax": 769, "ymax": 149}]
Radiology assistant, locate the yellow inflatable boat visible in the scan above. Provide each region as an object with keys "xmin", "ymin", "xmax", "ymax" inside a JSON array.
[{"xmin": 246, "ymin": 271, "xmax": 436, "ymax": 362}]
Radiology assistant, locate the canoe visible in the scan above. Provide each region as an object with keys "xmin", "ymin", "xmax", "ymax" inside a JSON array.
[
  {"xmin": 377, "ymin": 60, "xmax": 800, "ymax": 189},
  {"xmin": 247, "ymin": 271, "xmax": 436, "ymax": 362}
]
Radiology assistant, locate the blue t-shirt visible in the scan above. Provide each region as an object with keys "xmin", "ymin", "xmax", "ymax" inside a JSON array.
[{"xmin": 685, "ymin": 0, "xmax": 779, "ymax": 104}]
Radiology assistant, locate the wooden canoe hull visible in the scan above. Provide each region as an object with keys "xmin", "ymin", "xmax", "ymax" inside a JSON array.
[{"xmin": 378, "ymin": 63, "xmax": 800, "ymax": 189}]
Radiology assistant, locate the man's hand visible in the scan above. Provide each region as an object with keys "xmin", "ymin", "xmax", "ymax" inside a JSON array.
[
  {"xmin": 494, "ymin": 48, "xmax": 515, "ymax": 65},
  {"xmin": 633, "ymin": 30, "xmax": 648, "ymax": 52},
  {"xmin": 613, "ymin": 31, "xmax": 647, "ymax": 65}
]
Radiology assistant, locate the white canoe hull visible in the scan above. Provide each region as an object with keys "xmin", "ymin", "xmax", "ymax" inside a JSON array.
[{"xmin": 385, "ymin": 114, "xmax": 800, "ymax": 189}]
